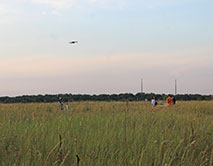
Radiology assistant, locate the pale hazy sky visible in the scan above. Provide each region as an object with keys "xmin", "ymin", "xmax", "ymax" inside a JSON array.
[{"xmin": 0, "ymin": 0, "xmax": 213, "ymax": 96}]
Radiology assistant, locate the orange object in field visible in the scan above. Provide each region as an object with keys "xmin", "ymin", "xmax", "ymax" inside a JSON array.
[{"xmin": 166, "ymin": 96, "xmax": 173, "ymax": 106}]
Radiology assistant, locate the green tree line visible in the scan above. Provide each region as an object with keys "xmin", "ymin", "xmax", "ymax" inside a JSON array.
[{"xmin": 0, "ymin": 93, "xmax": 212, "ymax": 103}]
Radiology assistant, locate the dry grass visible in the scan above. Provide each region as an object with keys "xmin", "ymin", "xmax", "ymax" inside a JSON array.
[{"xmin": 0, "ymin": 101, "xmax": 212, "ymax": 165}]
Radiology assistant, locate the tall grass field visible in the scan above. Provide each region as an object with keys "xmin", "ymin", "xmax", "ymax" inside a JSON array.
[{"xmin": 0, "ymin": 101, "xmax": 213, "ymax": 166}]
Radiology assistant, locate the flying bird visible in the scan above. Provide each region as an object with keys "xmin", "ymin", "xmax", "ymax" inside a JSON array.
[{"xmin": 69, "ymin": 41, "xmax": 78, "ymax": 44}]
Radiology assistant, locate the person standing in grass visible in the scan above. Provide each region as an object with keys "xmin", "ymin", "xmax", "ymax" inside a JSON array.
[
  {"xmin": 59, "ymin": 97, "xmax": 64, "ymax": 110},
  {"xmin": 166, "ymin": 95, "xmax": 173, "ymax": 107},
  {"xmin": 65, "ymin": 103, "xmax": 69, "ymax": 110},
  {"xmin": 151, "ymin": 96, "xmax": 157, "ymax": 109},
  {"xmin": 173, "ymin": 96, "xmax": 176, "ymax": 105}
]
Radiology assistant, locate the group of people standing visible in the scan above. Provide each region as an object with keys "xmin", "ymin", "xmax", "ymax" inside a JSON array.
[
  {"xmin": 59, "ymin": 97, "xmax": 69, "ymax": 111},
  {"xmin": 151, "ymin": 95, "xmax": 176, "ymax": 109},
  {"xmin": 166, "ymin": 95, "xmax": 176, "ymax": 106}
]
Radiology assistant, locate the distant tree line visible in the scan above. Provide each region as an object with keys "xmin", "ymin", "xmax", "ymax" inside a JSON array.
[{"xmin": 0, "ymin": 93, "xmax": 212, "ymax": 103}]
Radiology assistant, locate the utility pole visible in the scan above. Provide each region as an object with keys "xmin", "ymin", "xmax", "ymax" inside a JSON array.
[
  {"xmin": 141, "ymin": 78, "xmax": 143, "ymax": 94},
  {"xmin": 140, "ymin": 78, "xmax": 144, "ymax": 101},
  {"xmin": 175, "ymin": 79, "xmax": 177, "ymax": 95}
]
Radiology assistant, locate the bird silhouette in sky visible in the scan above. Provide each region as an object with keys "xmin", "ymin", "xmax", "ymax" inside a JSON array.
[{"xmin": 69, "ymin": 41, "xmax": 78, "ymax": 44}]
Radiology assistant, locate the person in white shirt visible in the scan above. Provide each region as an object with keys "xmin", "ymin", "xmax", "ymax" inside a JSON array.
[
  {"xmin": 151, "ymin": 96, "xmax": 157, "ymax": 109},
  {"xmin": 65, "ymin": 103, "xmax": 69, "ymax": 110}
]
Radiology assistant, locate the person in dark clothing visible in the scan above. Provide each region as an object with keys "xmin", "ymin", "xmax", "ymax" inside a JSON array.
[
  {"xmin": 59, "ymin": 97, "xmax": 64, "ymax": 110},
  {"xmin": 173, "ymin": 96, "xmax": 176, "ymax": 105}
]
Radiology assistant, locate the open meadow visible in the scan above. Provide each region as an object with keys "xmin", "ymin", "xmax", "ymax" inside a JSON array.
[{"xmin": 0, "ymin": 101, "xmax": 213, "ymax": 166}]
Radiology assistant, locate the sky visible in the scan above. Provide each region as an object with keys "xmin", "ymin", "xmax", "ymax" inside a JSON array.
[{"xmin": 0, "ymin": 0, "xmax": 213, "ymax": 96}]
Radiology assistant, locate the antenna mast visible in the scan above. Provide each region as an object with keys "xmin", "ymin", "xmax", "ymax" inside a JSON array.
[
  {"xmin": 141, "ymin": 78, "xmax": 143, "ymax": 94},
  {"xmin": 175, "ymin": 80, "xmax": 177, "ymax": 95}
]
